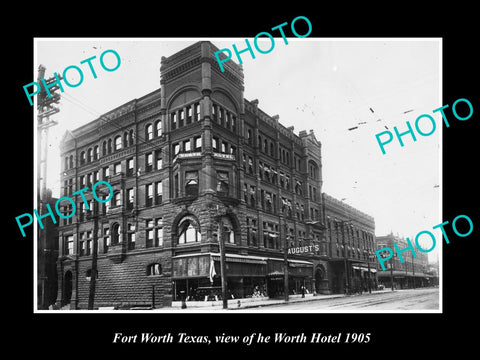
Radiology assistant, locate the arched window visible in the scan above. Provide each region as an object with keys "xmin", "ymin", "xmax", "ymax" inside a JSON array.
[
  {"xmin": 129, "ymin": 129, "xmax": 135, "ymax": 146},
  {"xmin": 102, "ymin": 141, "xmax": 107, "ymax": 156},
  {"xmin": 80, "ymin": 151, "xmax": 86, "ymax": 165},
  {"xmin": 263, "ymin": 139, "xmax": 268, "ymax": 153},
  {"xmin": 108, "ymin": 139, "xmax": 112, "ymax": 154},
  {"xmin": 146, "ymin": 124, "xmax": 153, "ymax": 140},
  {"xmin": 111, "ymin": 223, "xmax": 120, "ymax": 245},
  {"xmin": 308, "ymin": 160, "xmax": 319, "ymax": 180},
  {"xmin": 87, "ymin": 148, "xmax": 93, "ymax": 162},
  {"xmin": 123, "ymin": 132, "xmax": 128, "ymax": 148},
  {"xmin": 155, "ymin": 120, "xmax": 162, "ymax": 137},
  {"xmin": 93, "ymin": 146, "xmax": 99, "ymax": 160},
  {"xmin": 69, "ymin": 155, "xmax": 74, "ymax": 168},
  {"xmin": 114, "ymin": 136, "xmax": 122, "ymax": 151},
  {"xmin": 147, "ymin": 263, "xmax": 162, "ymax": 276},
  {"xmin": 177, "ymin": 216, "xmax": 201, "ymax": 244}
]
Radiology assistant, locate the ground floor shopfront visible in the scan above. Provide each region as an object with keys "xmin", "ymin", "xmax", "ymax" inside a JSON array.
[
  {"xmin": 329, "ymin": 260, "xmax": 378, "ymax": 294},
  {"xmin": 172, "ymin": 253, "xmax": 317, "ymax": 302},
  {"xmin": 377, "ymin": 271, "xmax": 433, "ymax": 289}
]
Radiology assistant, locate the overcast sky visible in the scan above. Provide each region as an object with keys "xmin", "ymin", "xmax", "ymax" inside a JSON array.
[{"xmin": 35, "ymin": 38, "xmax": 441, "ymax": 256}]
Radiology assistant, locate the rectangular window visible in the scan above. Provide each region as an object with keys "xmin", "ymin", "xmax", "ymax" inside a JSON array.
[
  {"xmin": 146, "ymin": 184, "xmax": 153, "ymax": 206},
  {"xmin": 146, "ymin": 153, "xmax": 153, "ymax": 172},
  {"xmin": 103, "ymin": 166, "xmax": 110, "ymax": 179},
  {"xmin": 194, "ymin": 102, "xmax": 200, "ymax": 121},
  {"xmin": 80, "ymin": 175, "xmax": 85, "ymax": 186},
  {"xmin": 66, "ymin": 235, "xmax": 74, "ymax": 255},
  {"xmin": 221, "ymin": 141, "xmax": 227, "ymax": 153},
  {"xmin": 212, "ymin": 137, "xmax": 218, "ymax": 152},
  {"xmin": 80, "ymin": 240, "xmax": 86, "ymax": 256},
  {"xmin": 186, "ymin": 105, "xmax": 192, "ymax": 124},
  {"xmin": 173, "ymin": 143, "xmax": 180, "ymax": 155},
  {"xmin": 217, "ymin": 171, "xmax": 229, "ymax": 196},
  {"xmin": 194, "ymin": 136, "xmax": 202, "ymax": 151},
  {"xmin": 127, "ymin": 188, "xmax": 134, "ymax": 210},
  {"xmin": 156, "ymin": 217, "xmax": 163, "ymax": 247},
  {"xmin": 179, "ymin": 109, "xmax": 184, "ymax": 127},
  {"xmin": 146, "ymin": 219, "xmax": 154, "ymax": 248},
  {"xmin": 127, "ymin": 223, "xmax": 136, "ymax": 250},
  {"xmin": 155, "ymin": 181, "xmax": 163, "ymax": 204},
  {"xmin": 114, "ymin": 162, "xmax": 121, "ymax": 175},
  {"xmin": 171, "ymin": 112, "xmax": 177, "ymax": 130},
  {"xmin": 183, "ymin": 139, "xmax": 191, "ymax": 152},
  {"xmin": 155, "ymin": 150, "xmax": 162, "ymax": 170},
  {"xmin": 127, "ymin": 158, "xmax": 134, "ymax": 177}
]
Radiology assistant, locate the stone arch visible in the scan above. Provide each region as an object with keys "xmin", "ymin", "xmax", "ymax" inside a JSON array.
[
  {"xmin": 167, "ymin": 86, "xmax": 202, "ymax": 110},
  {"xmin": 315, "ymin": 264, "xmax": 326, "ymax": 293}
]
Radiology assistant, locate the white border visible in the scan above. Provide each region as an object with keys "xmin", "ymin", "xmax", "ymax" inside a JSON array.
[{"xmin": 33, "ymin": 37, "xmax": 443, "ymax": 314}]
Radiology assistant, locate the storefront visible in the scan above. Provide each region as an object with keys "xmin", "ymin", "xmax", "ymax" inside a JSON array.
[{"xmin": 172, "ymin": 253, "xmax": 313, "ymax": 301}]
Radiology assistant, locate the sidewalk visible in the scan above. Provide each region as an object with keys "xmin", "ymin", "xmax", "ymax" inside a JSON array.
[{"xmin": 168, "ymin": 290, "xmax": 387, "ymax": 311}]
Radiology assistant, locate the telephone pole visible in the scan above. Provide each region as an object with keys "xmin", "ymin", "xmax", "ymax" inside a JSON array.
[{"xmin": 36, "ymin": 65, "xmax": 61, "ymax": 309}]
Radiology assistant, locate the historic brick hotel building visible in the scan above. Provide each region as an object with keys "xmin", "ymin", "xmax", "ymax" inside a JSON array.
[{"xmin": 55, "ymin": 41, "xmax": 376, "ymax": 309}]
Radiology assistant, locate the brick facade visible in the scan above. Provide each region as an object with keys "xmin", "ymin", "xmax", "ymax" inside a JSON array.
[{"xmin": 55, "ymin": 41, "xmax": 377, "ymax": 309}]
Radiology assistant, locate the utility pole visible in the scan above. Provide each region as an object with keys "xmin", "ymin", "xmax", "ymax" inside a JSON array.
[
  {"xmin": 36, "ymin": 65, "xmax": 61, "ymax": 309},
  {"xmin": 88, "ymin": 202, "xmax": 99, "ymax": 310},
  {"xmin": 283, "ymin": 222, "xmax": 289, "ymax": 302},
  {"xmin": 217, "ymin": 218, "xmax": 228, "ymax": 309}
]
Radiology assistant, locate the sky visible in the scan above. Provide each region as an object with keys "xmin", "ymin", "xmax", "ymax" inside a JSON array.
[{"xmin": 34, "ymin": 38, "xmax": 441, "ymax": 258}]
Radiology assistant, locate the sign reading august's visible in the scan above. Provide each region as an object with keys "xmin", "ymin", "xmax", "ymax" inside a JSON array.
[{"xmin": 287, "ymin": 244, "xmax": 319, "ymax": 255}]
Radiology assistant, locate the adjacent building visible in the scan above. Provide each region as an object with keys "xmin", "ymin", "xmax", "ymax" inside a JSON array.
[
  {"xmin": 55, "ymin": 41, "xmax": 377, "ymax": 309},
  {"xmin": 376, "ymin": 233, "xmax": 431, "ymax": 289}
]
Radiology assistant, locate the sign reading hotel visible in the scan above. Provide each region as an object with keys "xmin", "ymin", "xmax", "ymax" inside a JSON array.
[{"xmin": 287, "ymin": 244, "xmax": 319, "ymax": 255}]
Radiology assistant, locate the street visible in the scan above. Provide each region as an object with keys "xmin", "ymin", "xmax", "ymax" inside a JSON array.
[{"xmin": 235, "ymin": 288, "xmax": 440, "ymax": 311}]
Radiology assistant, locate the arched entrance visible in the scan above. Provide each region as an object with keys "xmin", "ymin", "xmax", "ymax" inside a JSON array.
[
  {"xmin": 63, "ymin": 271, "xmax": 73, "ymax": 306},
  {"xmin": 315, "ymin": 265, "xmax": 325, "ymax": 293}
]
